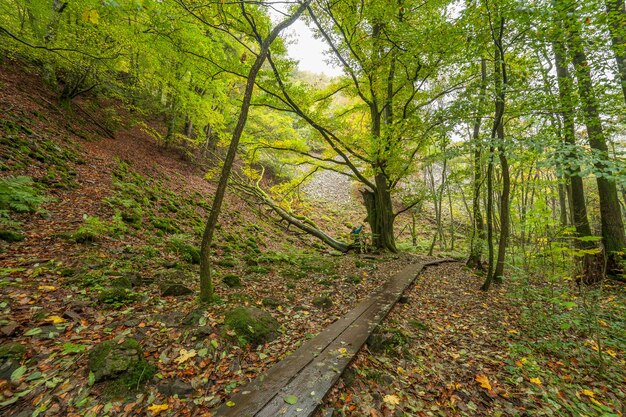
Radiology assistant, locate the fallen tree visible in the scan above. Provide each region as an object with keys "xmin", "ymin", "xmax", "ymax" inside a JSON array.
[{"xmin": 230, "ymin": 171, "xmax": 353, "ymax": 253}]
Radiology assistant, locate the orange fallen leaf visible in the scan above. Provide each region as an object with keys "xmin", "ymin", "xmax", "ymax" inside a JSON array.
[{"xmin": 475, "ymin": 374, "xmax": 492, "ymax": 391}]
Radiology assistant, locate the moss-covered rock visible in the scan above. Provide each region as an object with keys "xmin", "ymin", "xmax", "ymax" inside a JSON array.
[
  {"xmin": 88, "ymin": 338, "xmax": 153, "ymax": 384},
  {"xmin": 0, "ymin": 342, "xmax": 26, "ymax": 360},
  {"xmin": 366, "ymin": 327, "xmax": 409, "ymax": 355},
  {"xmin": 97, "ymin": 288, "xmax": 140, "ymax": 306},
  {"xmin": 262, "ymin": 297, "xmax": 281, "ymax": 308},
  {"xmin": 312, "ymin": 296, "xmax": 333, "ymax": 309},
  {"xmin": 222, "ymin": 274, "xmax": 242, "ymax": 288},
  {"xmin": 224, "ymin": 307, "xmax": 279, "ymax": 346}
]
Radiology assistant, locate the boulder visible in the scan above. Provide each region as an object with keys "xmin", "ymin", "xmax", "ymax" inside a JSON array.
[
  {"xmin": 224, "ymin": 307, "xmax": 279, "ymax": 346},
  {"xmin": 160, "ymin": 282, "xmax": 193, "ymax": 297},
  {"xmin": 222, "ymin": 274, "xmax": 242, "ymax": 288},
  {"xmin": 88, "ymin": 338, "xmax": 143, "ymax": 382},
  {"xmin": 157, "ymin": 379, "xmax": 194, "ymax": 397},
  {"xmin": 312, "ymin": 296, "xmax": 333, "ymax": 309}
]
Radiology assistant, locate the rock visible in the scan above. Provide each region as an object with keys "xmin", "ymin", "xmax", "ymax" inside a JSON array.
[
  {"xmin": 222, "ymin": 274, "xmax": 242, "ymax": 288},
  {"xmin": 0, "ymin": 342, "xmax": 26, "ymax": 360},
  {"xmin": 63, "ymin": 310, "xmax": 82, "ymax": 322},
  {"xmin": 224, "ymin": 307, "xmax": 279, "ymax": 346},
  {"xmin": 88, "ymin": 338, "xmax": 143, "ymax": 382},
  {"xmin": 181, "ymin": 308, "xmax": 205, "ymax": 326},
  {"xmin": 312, "ymin": 296, "xmax": 333, "ymax": 309},
  {"xmin": 193, "ymin": 326, "xmax": 213, "ymax": 338},
  {"xmin": 0, "ymin": 359, "xmax": 19, "ymax": 380},
  {"xmin": 262, "ymin": 297, "xmax": 280, "ymax": 308},
  {"xmin": 154, "ymin": 312, "xmax": 185, "ymax": 326},
  {"xmin": 124, "ymin": 319, "xmax": 141, "ymax": 327},
  {"xmin": 157, "ymin": 379, "xmax": 194, "ymax": 397},
  {"xmin": 160, "ymin": 282, "xmax": 193, "ymax": 297},
  {"xmin": 1, "ymin": 322, "xmax": 19, "ymax": 337},
  {"xmin": 0, "ymin": 230, "xmax": 25, "ymax": 242},
  {"xmin": 398, "ymin": 295, "xmax": 410, "ymax": 304},
  {"xmin": 366, "ymin": 327, "xmax": 408, "ymax": 355},
  {"xmin": 110, "ymin": 276, "xmax": 133, "ymax": 289}
]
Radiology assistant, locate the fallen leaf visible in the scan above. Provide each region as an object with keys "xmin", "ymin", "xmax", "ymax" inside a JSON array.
[
  {"xmin": 174, "ymin": 349, "xmax": 197, "ymax": 365},
  {"xmin": 529, "ymin": 377, "xmax": 542, "ymax": 385},
  {"xmin": 383, "ymin": 394, "xmax": 400, "ymax": 406},
  {"xmin": 475, "ymin": 374, "xmax": 492, "ymax": 391},
  {"xmin": 147, "ymin": 403, "xmax": 168, "ymax": 414},
  {"xmin": 38, "ymin": 285, "xmax": 56, "ymax": 292},
  {"xmin": 581, "ymin": 389, "xmax": 595, "ymax": 398},
  {"xmin": 44, "ymin": 315, "xmax": 66, "ymax": 324},
  {"xmin": 226, "ymin": 401, "xmax": 235, "ymax": 407},
  {"xmin": 284, "ymin": 395, "xmax": 298, "ymax": 405}
]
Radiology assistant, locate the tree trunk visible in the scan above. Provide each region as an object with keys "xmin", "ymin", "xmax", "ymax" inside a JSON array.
[
  {"xmin": 362, "ymin": 173, "xmax": 397, "ymax": 252},
  {"xmin": 565, "ymin": 11, "xmax": 626, "ymax": 273},
  {"xmin": 606, "ymin": 0, "xmax": 626, "ymax": 103},
  {"xmin": 467, "ymin": 58, "xmax": 488, "ymax": 270},
  {"xmin": 198, "ymin": 0, "xmax": 312, "ymax": 302}
]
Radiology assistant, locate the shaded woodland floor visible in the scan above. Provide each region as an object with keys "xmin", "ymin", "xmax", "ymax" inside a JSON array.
[{"xmin": 321, "ymin": 263, "xmax": 626, "ymax": 417}]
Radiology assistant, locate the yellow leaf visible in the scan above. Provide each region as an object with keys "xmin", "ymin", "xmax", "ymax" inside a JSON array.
[
  {"xmin": 529, "ymin": 377, "xmax": 542, "ymax": 385},
  {"xmin": 396, "ymin": 366, "xmax": 406, "ymax": 374},
  {"xmin": 581, "ymin": 389, "xmax": 595, "ymax": 398},
  {"xmin": 383, "ymin": 394, "xmax": 400, "ymax": 406},
  {"xmin": 475, "ymin": 374, "xmax": 492, "ymax": 391},
  {"xmin": 44, "ymin": 315, "xmax": 66, "ymax": 324},
  {"xmin": 515, "ymin": 360, "xmax": 524, "ymax": 368},
  {"xmin": 337, "ymin": 348, "xmax": 348, "ymax": 356},
  {"xmin": 597, "ymin": 319, "xmax": 608, "ymax": 327},
  {"xmin": 38, "ymin": 285, "xmax": 56, "ymax": 292},
  {"xmin": 226, "ymin": 401, "xmax": 235, "ymax": 407},
  {"xmin": 174, "ymin": 348, "xmax": 197, "ymax": 365},
  {"xmin": 507, "ymin": 329, "xmax": 518, "ymax": 334},
  {"xmin": 604, "ymin": 349, "xmax": 617, "ymax": 357},
  {"xmin": 147, "ymin": 404, "xmax": 168, "ymax": 414},
  {"xmin": 590, "ymin": 398, "xmax": 603, "ymax": 406}
]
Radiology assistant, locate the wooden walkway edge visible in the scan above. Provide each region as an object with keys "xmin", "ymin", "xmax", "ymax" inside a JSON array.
[{"xmin": 212, "ymin": 258, "xmax": 452, "ymax": 417}]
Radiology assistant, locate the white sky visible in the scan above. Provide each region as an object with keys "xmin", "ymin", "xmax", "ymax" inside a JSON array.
[
  {"xmin": 269, "ymin": 4, "xmax": 342, "ymax": 77},
  {"xmin": 283, "ymin": 19, "xmax": 343, "ymax": 77}
]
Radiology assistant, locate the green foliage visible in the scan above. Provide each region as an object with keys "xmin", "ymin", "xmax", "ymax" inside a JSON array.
[
  {"xmin": 0, "ymin": 176, "xmax": 46, "ymax": 213},
  {"xmin": 222, "ymin": 274, "xmax": 242, "ymax": 288},
  {"xmin": 166, "ymin": 234, "xmax": 200, "ymax": 264},
  {"xmin": 72, "ymin": 214, "xmax": 126, "ymax": 243},
  {"xmin": 97, "ymin": 288, "xmax": 140, "ymax": 307}
]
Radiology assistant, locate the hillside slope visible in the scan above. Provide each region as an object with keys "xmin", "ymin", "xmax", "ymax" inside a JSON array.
[{"xmin": 0, "ymin": 61, "xmax": 417, "ymax": 416}]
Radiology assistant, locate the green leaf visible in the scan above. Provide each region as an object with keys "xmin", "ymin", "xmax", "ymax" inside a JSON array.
[
  {"xmin": 62, "ymin": 343, "xmax": 88, "ymax": 355},
  {"xmin": 24, "ymin": 327, "xmax": 42, "ymax": 336},
  {"xmin": 88, "ymin": 371, "xmax": 95, "ymax": 386},
  {"xmin": 210, "ymin": 339, "xmax": 219, "ymax": 349},
  {"xmin": 26, "ymin": 371, "xmax": 43, "ymax": 381},
  {"xmin": 284, "ymin": 395, "xmax": 298, "ymax": 405},
  {"xmin": 10, "ymin": 365, "xmax": 27, "ymax": 382}
]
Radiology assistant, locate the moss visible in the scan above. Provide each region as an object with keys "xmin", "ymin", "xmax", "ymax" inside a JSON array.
[
  {"xmin": 346, "ymin": 275, "xmax": 362, "ymax": 284},
  {"xmin": 110, "ymin": 276, "xmax": 133, "ymax": 289},
  {"xmin": 0, "ymin": 229, "xmax": 24, "ymax": 242},
  {"xmin": 216, "ymin": 257, "xmax": 237, "ymax": 268},
  {"xmin": 367, "ymin": 327, "xmax": 409, "ymax": 354},
  {"xmin": 246, "ymin": 265, "xmax": 271, "ymax": 274},
  {"xmin": 151, "ymin": 217, "xmax": 180, "ymax": 234},
  {"xmin": 222, "ymin": 274, "xmax": 242, "ymax": 288},
  {"xmin": 262, "ymin": 297, "xmax": 281, "ymax": 308},
  {"xmin": 0, "ymin": 342, "xmax": 26, "ymax": 359},
  {"xmin": 98, "ymin": 288, "xmax": 140, "ymax": 306},
  {"xmin": 89, "ymin": 338, "xmax": 155, "ymax": 397},
  {"xmin": 312, "ymin": 296, "xmax": 333, "ymax": 309},
  {"xmin": 224, "ymin": 307, "xmax": 279, "ymax": 346},
  {"xmin": 167, "ymin": 235, "xmax": 200, "ymax": 264}
]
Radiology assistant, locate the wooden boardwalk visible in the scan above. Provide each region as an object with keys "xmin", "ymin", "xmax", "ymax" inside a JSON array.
[{"xmin": 212, "ymin": 258, "xmax": 450, "ymax": 417}]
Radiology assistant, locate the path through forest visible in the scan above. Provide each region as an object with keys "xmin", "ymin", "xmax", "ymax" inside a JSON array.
[{"xmin": 320, "ymin": 263, "xmax": 625, "ymax": 416}]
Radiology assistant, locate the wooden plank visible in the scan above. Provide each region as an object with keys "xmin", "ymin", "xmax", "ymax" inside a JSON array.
[{"xmin": 212, "ymin": 259, "xmax": 450, "ymax": 417}]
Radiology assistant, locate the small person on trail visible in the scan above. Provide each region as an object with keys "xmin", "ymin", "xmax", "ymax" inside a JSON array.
[{"xmin": 351, "ymin": 224, "xmax": 364, "ymax": 247}]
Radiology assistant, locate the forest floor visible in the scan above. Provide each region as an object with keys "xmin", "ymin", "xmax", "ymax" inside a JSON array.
[{"xmin": 321, "ymin": 262, "xmax": 626, "ymax": 417}]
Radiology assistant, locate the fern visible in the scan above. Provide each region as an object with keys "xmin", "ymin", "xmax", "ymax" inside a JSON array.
[{"xmin": 0, "ymin": 176, "xmax": 46, "ymax": 213}]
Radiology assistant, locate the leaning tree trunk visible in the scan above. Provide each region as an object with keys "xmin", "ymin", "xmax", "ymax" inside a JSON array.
[
  {"xmin": 198, "ymin": 0, "xmax": 312, "ymax": 302},
  {"xmin": 564, "ymin": 9, "xmax": 626, "ymax": 274}
]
